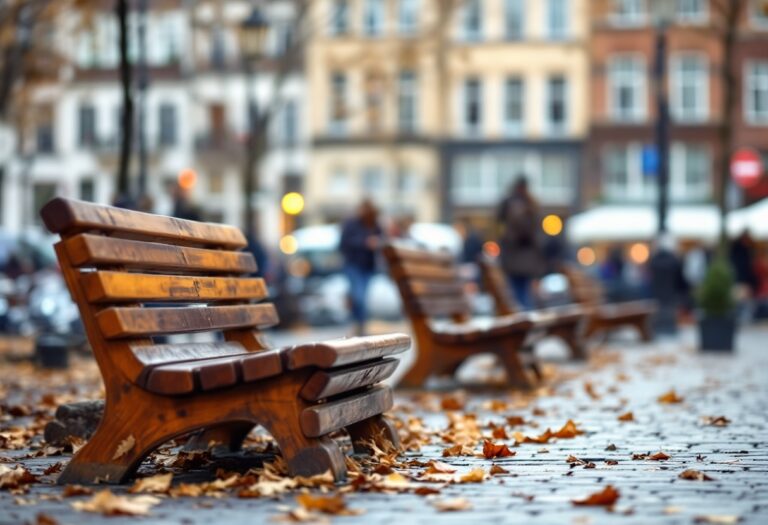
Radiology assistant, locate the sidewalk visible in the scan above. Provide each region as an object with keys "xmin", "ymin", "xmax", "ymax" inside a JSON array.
[{"xmin": 1, "ymin": 325, "xmax": 767, "ymax": 525}]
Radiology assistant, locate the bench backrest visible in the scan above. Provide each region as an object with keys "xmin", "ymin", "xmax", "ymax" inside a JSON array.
[
  {"xmin": 40, "ymin": 198, "xmax": 277, "ymax": 385},
  {"xmin": 477, "ymin": 257, "xmax": 517, "ymax": 316},
  {"xmin": 560, "ymin": 263, "xmax": 605, "ymax": 306},
  {"xmin": 382, "ymin": 243, "xmax": 471, "ymax": 322}
]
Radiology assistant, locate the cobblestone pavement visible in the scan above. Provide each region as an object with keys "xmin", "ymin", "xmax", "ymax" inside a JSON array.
[{"xmin": 1, "ymin": 324, "xmax": 767, "ymax": 525}]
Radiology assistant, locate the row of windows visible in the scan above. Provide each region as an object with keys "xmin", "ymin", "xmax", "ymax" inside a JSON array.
[
  {"xmin": 328, "ymin": 166, "xmax": 422, "ymax": 195},
  {"xmin": 612, "ymin": 0, "xmax": 768, "ymax": 27},
  {"xmin": 328, "ymin": 0, "xmax": 571, "ymax": 41}
]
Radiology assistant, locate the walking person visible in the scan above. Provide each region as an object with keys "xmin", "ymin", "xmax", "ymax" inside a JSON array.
[
  {"xmin": 496, "ymin": 177, "xmax": 543, "ymax": 311},
  {"xmin": 339, "ymin": 199, "xmax": 383, "ymax": 336}
]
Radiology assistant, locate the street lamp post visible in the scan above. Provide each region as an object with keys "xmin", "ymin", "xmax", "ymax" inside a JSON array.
[
  {"xmin": 239, "ymin": 8, "xmax": 269, "ymax": 238},
  {"xmin": 654, "ymin": 2, "xmax": 674, "ymax": 234}
]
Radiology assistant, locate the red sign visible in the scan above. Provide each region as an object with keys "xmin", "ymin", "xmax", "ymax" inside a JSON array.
[{"xmin": 731, "ymin": 148, "xmax": 763, "ymax": 188}]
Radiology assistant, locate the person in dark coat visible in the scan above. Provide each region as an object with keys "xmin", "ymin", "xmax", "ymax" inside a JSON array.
[
  {"xmin": 730, "ymin": 230, "xmax": 759, "ymax": 295},
  {"xmin": 339, "ymin": 199, "xmax": 382, "ymax": 336},
  {"xmin": 496, "ymin": 176, "xmax": 543, "ymax": 310}
]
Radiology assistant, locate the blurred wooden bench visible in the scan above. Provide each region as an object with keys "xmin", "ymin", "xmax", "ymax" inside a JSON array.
[
  {"xmin": 478, "ymin": 257, "xmax": 588, "ymax": 359},
  {"xmin": 383, "ymin": 243, "xmax": 536, "ymax": 389},
  {"xmin": 40, "ymin": 197, "xmax": 409, "ymax": 485},
  {"xmin": 561, "ymin": 263, "xmax": 656, "ymax": 341}
]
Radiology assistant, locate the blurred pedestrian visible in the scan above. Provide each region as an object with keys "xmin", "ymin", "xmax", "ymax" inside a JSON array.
[
  {"xmin": 650, "ymin": 235, "xmax": 688, "ymax": 334},
  {"xmin": 599, "ymin": 246, "xmax": 626, "ymax": 301},
  {"xmin": 339, "ymin": 199, "xmax": 382, "ymax": 336},
  {"xmin": 454, "ymin": 218, "xmax": 484, "ymax": 264},
  {"xmin": 496, "ymin": 176, "xmax": 543, "ymax": 310},
  {"xmin": 730, "ymin": 230, "xmax": 759, "ymax": 322}
]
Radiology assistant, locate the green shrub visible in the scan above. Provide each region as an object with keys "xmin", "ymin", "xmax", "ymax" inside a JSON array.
[{"xmin": 696, "ymin": 258, "xmax": 735, "ymax": 316}]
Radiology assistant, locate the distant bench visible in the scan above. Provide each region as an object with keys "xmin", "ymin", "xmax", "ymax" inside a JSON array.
[{"xmin": 40, "ymin": 197, "xmax": 409, "ymax": 485}]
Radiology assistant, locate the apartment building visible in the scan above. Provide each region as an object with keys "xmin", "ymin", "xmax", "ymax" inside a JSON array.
[
  {"xmin": 305, "ymin": 0, "xmax": 588, "ymax": 229},
  {"xmin": 0, "ymin": 0, "xmax": 307, "ymax": 247},
  {"xmin": 585, "ymin": 0, "xmax": 768, "ymax": 210}
]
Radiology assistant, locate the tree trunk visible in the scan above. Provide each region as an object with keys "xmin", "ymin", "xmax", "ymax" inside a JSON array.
[{"xmin": 115, "ymin": 0, "xmax": 133, "ymax": 202}]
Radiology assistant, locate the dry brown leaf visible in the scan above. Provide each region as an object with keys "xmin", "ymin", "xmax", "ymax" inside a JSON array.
[
  {"xmin": 442, "ymin": 444, "xmax": 475, "ymax": 457},
  {"xmin": 71, "ymin": 489, "xmax": 160, "ymax": 516},
  {"xmin": 414, "ymin": 486, "xmax": 441, "ymax": 496},
  {"xmin": 658, "ymin": 390, "xmax": 684, "ymax": 404},
  {"xmin": 129, "ymin": 473, "xmax": 172, "ymax": 494},
  {"xmin": 571, "ymin": 485, "xmax": 620, "ymax": 506},
  {"xmin": 62, "ymin": 484, "xmax": 93, "ymax": 497},
  {"xmin": 617, "ymin": 411, "xmax": 634, "ymax": 422},
  {"xmin": 701, "ymin": 416, "xmax": 730, "ymax": 427},
  {"xmin": 458, "ymin": 468, "xmax": 486, "ymax": 483},
  {"xmin": 482, "ymin": 440, "xmax": 516, "ymax": 459},
  {"xmin": 506, "ymin": 415, "xmax": 526, "ymax": 426},
  {"xmin": 0, "ymin": 465, "xmax": 37, "ymax": 490},
  {"xmin": 490, "ymin": 464, "xmax": 509, "ymax": 475},
  {"xmin": 296, "ymin": 493, "xmax": 362, "ymax": 516},
  {"xmin": 584, "ymin": 382, "xmax": 600, "ymax": 400},
  {"xmin": 648, "ymin": 451, "xmax": 670, "ymax": 461},
  {"xmin": 552, "ymin": 419, "xmax": 584, "ymax": 438},
  {"xmin": 112, "ymin": 435, "xmax": 136, "ymax": 461},
  {"xmin": 693, "ymin": 515, "xmax": 741, "ymax": 524},
  {"xmin": 33, "ymin": 513, "xmax": 59, "ymax": 525},
  {"xmin": 432, "ymin": 497, "xmax": 472, "ymax": 511},
  {"xmin": 440, "ymin": 396, "xmax": 464, "ymax": 411},
  {"xmin": 679, "ymin": 469, "xmax": 714, "ymax": 481},
  {"xmin": 423, "ymin": 460, "xmax": 456, "ymax": 474}
]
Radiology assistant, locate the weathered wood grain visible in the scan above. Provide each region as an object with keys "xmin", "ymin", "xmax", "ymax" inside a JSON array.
[
  {"xmin": 283, "ymin": 334, "xmax": 411, "ymax": 370},
  {"xmin": 299, "ymin": 358, "xmax": 399, "ymax": 401},
  {"xmin": 300, "ymin": 385, "xmax": 393, "ymax": 437}
]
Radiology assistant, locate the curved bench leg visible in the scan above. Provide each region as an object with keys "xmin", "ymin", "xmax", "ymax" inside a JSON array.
[
  {"xmin": 552, "ymin": 324, "xmax": 587, "ymax": 360},
  {"xmin": 347, "ymin": 415, "xmax": 400, "ymax": 454},
  {"xmin": 398, "ymin": 348, "xmax": 434, "ymax": 388},
  {"xmin": 637, "ymin": 318, "xmax": 654, "ymax": 342},
  {"xmin": 497, "ymin": 349, "xmax": 535, "ymax": 391}
]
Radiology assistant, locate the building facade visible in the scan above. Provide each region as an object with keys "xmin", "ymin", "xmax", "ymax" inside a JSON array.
[
  {"xmin": 305, "ymin": 0, "xmax": 589, "ymax": 231},
  {"xmin": 0, "ymin": 0, "xmax": 307, "ymax": 248}
]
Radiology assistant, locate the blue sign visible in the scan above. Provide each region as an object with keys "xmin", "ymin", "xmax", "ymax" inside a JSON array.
[{"xmin": 642, "ymin": 145, "xmax": 658, "ymax": 176}]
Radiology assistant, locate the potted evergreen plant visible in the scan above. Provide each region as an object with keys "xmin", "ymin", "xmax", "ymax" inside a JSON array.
[{"xmin": 696, "ymin": 258, "xmax": 736, "ymax": 351}]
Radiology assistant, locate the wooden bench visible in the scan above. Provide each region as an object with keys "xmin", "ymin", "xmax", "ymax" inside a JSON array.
[
  {"xmin": 560, "ymin": 263, "xmax": 657, "ymax": 342},
  {"xmin": 40, "ymin": 198, "xmax": 410, "ymax": 485},
  {"xmin": 477, "ymin": 257, "xmax": 588, "ymax": 359},
  {"xmin": 382, "ymin": 243, "xmax": 537, "ymax": 389}
]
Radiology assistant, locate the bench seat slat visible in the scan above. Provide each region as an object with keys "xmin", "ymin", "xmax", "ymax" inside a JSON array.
[
  {"xmin": 142, "ymin": 349, "xmax": 283, "ymax": 395},
  {"xmin": 430, "ymin": 315, "xmax": 533, "ymax": 344},
  {"xmin": 96, "ymin": 304, "xmax": 278, "ymax": 339},
  {"xmin": 299, "ymin": 358, "xmax": 399, "ymax": 402},
  {"xmin": 129, "ymin": 341, "xmax": 249, "ymax": 366},
  {"xmin": 384, "ymin": 244, "xmax": 454, "ymax": 265},
  {"xmin": 65, "ymin": 234, "xmax": 256, "ymax": 274},
  {"xmin": 41, "ymin": 197, "xmax": 246, "ymax": 248},
  {"xmin": 390, "ymin": 261, "xmax": 460, "ymax": 281},
  {"xmin": 300, "ymin": 384, "xmax": 393, "ymax": 437},
  {"xmin": 284, "ymin": 333, "xmax": 410, "ymax": 370},
  {"xmin": 81, "ymin": 271, "xmax": 268, "ymax": 303}
]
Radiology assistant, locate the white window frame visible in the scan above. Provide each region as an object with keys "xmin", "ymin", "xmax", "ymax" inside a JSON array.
[
  {"xmin": 545, "ymin": 75, "xmax": 568, "ymax": 135},
  {"xmin": 462, "ymin": 77, "xmax": 483, "ymax": 136},
  {"xmin": 749, "ymin": 0, "xmax": 768, "ymax": 28},
  {"xmin": 361, "ymin": 166, "xmax": 386, "ymax": 194},
  {"xmin": 362, "ymin": 0, "xmax": 385, "ymax": 37},
  {"xmin": 329, "ymin": 167, "xmax": 350, "ymax": 196},
  {"xmin": 397, "ymin": 71, "xmax": 418, "ymax": 133},
  {"xmin": 670, "ymin": 142, "xmax": 712, "ymax": 201},
  {"xmin": 462, "ymin": 0, "xmax": 483, "ymax": 42},
  {"xmin": 329, "ymin": 0, "xmax": 349, "ymax": 36},
  {"xmin": 611, "ymin": 0, "xmax": 648, "ymax": 27},
  {"xmin": 503, "ymin": 76, "xmax": 525, "ymax": 136},
  {"xmin": 607, "ymin": 54, "xmax": 647, "ymax": 122},
  {"xmin": 504, "ymin": 0, "xmax": 525, "ymax": 40},
  {"xmin": 547, "ymin": 0, "xmax": 569, "ymax": 40},
  {"xmin": 329, "ymin": 72, "xmax": 347, "ymax": 135},
  {"xmin": 676, "ymin": 0, "xmax": 708, "ymax": 24},
  {"xmin": 670, "ymin": 53, "xmax": 709, "ymax": 123},
  {"xmin": 745, "ymin": 61, "xmax": 768, "ymax": 125},
  {"xmin": 398, "ymin": 0, "xmax": 419, "ymax": 35},
  {"xmin": 603, "ymin": 143, "xmax": 654, "ymax": 201}
]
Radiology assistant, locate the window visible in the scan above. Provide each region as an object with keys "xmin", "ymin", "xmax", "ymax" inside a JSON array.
[
  {"xmin": 608, "ymin": 55, "xmax": 647, "ymax": 122},
  {"xmin": 603, "ymin": 143, "xmax": 654, "ymax": 201},
  {"xmin": 546, "ymin": 76, "xmax": 567, "ymax": 134},
  {"xmin": 329, "ymin": 167, "xmax": 349, "ymax": 195},
  {"xmin": 330, "ymin": 0, "xmax": 349, "ymax": 35},
  {"xmin": 329, "ymin": 72, "xmax": 347, "ymax": 134},
  {"xmin": 362, "ymin": 166, "xmax": 385, "ymax": 193},
  {"xmin": 671, "ymin": 143, "xmax": 711, "ymax": 200},
  {"xmin": 541, "ymin": 154, "xmax": 573, "ymax": 201},
  {"xmin": 676, "ymin": 0, "xmax": 708, "ymax": 24},
  {"xmin": 397, "ymin": 168, "xmax": 420, "ymax": 193},
  {"xmin": 462, "ymin": 0, "xmax": 483, "ymax": 41},
  {"xmin": 211, "ymin": 26, "xmax": 227, "ymax": 69},
  {"xmin": 547, "ymin": 0, "xmax": 568, "ymax": 40},
  {"xmin": 750, "ymin": 0, "xmax": 768, "ymax": 28},
  {"xmin": 670, "ymin": 54, "xmax": 708, "ymax": 122},
  {"xmin": 463, "ymin": 78, "xmax": 483, "ymax": 136},
  {"xmin": 612, "ymin": 0, "xmax": 647, "ymax": 26},
  {"xmin": 280, "ymin": 100, "xmax": 298, "ymax": 145},
  {"xmin": 504, "ymin": 0, "xmax": 524, "ymax": 40},
  {"xmin": 365, "ymin": 73, "xmax": 385, "ymax": 132},
  {"xmin": 79, "ymin": 178, "xmax": 96, "ymax": 202},
  {"xmin": 33, "ymin": 183, "xmax": 57, "ymax": 225},
  {"xmin": 158, "ymin": 103, "xmax": 177, "ymax": 147},
  {"xmin": 503, "ymin": 76, "xmax": 524, "ymax": 135},
  {"xmin": 363, "ymin": 0, "xmax": 385, "ymax": 37},
  {"xmin": 398, "ymin": 71, "xmax": 418, "ymax": 133},
  {"xmin": 78, "ymin": 104, "xmax": 97, "ymax": 148},
  {"xmin": 398, "ymin": 0, "xmax": 419, "ymax": 35},
  {"xmin": 745, "ymin": 62, "xmax": 768, "ymax": 124}
]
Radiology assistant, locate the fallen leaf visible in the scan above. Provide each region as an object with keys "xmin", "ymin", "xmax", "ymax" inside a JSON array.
[
  {"xmin": 679, "ymin": 469, "xmax": 714, "ymax": 481},
  {"xmin": 701, "ymin": 416, "xmax": 730, "ymax": 427},
  {"xmin": 423, "ymin": 461, "xmax": 456, "ymax": 474},
  {"xmin": 658, "ymin": 390, "xmax": 684, "ymax": 404},
  {"xmin": 112, "ymin": 435, "xmax": 136, "ymax": 461},
  {"xmin": 62, "ymin": 485, "xmax": 93, "ymax": 497},
  {"xmin": 440, "ymin": 396, "xmax": 464, "ymax": 411},
  {"xmin": 552, "ymin": 420, "xmax": 584, "ymax": 439},
  {"xmin": 648, "ymin": 451, "xmax": 670, "ymax": 461},
  {"xmin": 33, "ymin": 513, "xmax": 59, "ymax": 525},
  {"xmin": 0, "ymin": 465, "xmax": 37, "ymax": 490},
  {"xmin": 482, "ymin": 440, "xmax": 515, "ymax": 459},
  {"xmin": 414, "ymin": 486, "xmax": 441, "ymax": 496},
  {"xmin": 506, "ymin": 416, "xmax": 526, "ymax": 426},
  {"xmin": 584, "ymin": 382, "xmax": 600, "ymax": 400},
  {"xmin": 295, "ymin": 493, "xmax": 362, "ymax": 516},
  {"xmin": 572, "ymin": 485, "xmax": 620, "ymax": 506},
  {"xmin": 71, "ymin": 489, "xmax": 160, "ymax": 516},
  {"xmin": 442, "ymin": 444, "xmax": 475, "ymax": 457},
  {"xmin": 490, "ymin": 464, "xmax": 509, "ymax": 475},
  {"xmin": 432, "ymin": 498, "xmax": 472, "ymax": 511},
  {"xmin": 617, "ymin": 411, "xmax": 634, "ymax": 422},
  {"xmin": 693, "ymin": 515, "xmax": 741, "ymax": 524},
  {"xmin": 458, "ymin": 468, "xmax": 486, "ymax": 483},
  {"xmin": 129, "ymin": 473, "xmax": 173, "ymax": 494}
]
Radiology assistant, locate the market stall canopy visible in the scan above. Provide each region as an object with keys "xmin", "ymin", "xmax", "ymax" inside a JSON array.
[
  {"xmin": 566, "ymin": 205, "xmax": 721, "ymax": 244},
  {"xmin": 727, "ymin": 198, "xmax": 768, "ymax": 238}
]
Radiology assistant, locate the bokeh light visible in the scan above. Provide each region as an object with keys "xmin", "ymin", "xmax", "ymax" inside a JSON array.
[
  {"xmin": 279, "ymin": 234, "xmax": 298, "ymax": 255},
  {"xmin": 577, "ymin": 246, "xmax": 596, "ymax": 266},
  {"xmin": 281, "ymin": 192, "xmax": 305, "ymax": 216},
  {"xmin": 177, "ymin": 168, "xmax": 197, "ymax": 190},
  {"xmin": 542, "ymin": 214, "xmax": 563, "ymax": 236},
  {"xmin": 482, "ymin": 241, "xmax": 500, "ymax": 257},
  {"xmin": 629, "ymin": 242, "xmax": 650, "ymax": 264}
]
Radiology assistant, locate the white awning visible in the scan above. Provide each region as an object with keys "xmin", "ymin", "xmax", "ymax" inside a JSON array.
[
  {"xmin": 727, "ymin": 198, "xmax": 768, "ymax": 238},
  {"xmin": 566, "ymin": 204, "xmax": 721, "ymax": 244}
]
